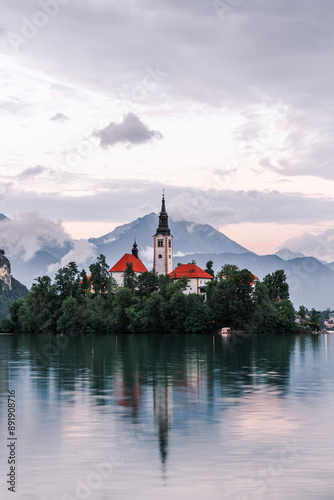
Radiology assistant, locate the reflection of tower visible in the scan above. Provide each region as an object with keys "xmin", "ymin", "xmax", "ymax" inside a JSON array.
[
  {"xmin": 153, "ymin": 192, "xmax": 173, "ymax": 275},
  {"xmin": 153, "ymin": 376, "xmax": 173, "ymax": 465}
]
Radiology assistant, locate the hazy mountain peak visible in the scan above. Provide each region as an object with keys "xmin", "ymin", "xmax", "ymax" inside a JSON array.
[
  {"xmin": 275, "ymin": 248, "xmax": 306, "ymax": 260},
  {"xmin": 89, "ymin": 213, "xmax": 251, "ymax": 264}
]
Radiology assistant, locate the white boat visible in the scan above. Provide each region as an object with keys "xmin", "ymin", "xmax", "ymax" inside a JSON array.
[{"xmin": 220, "ymin": 327, "xmax": 231, "ymax": 334}]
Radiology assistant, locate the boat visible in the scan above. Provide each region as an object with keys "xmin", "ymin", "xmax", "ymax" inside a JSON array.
[{"xmin": 220, "ymin": 327, "xmax": 231, "ymax": 335}]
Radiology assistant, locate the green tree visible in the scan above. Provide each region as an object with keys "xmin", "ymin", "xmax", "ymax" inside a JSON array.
[
  {"xmin": 184, "ymin": 294, "xmax": 213, "ymax": 333},
  {"xmin": 136, "ymin": 270, "xmax": 159, "ymax": 298},
  {"xmin": 210, "ymin": 265, "xmax": 255, "ymax": 329},
  {"xmin": 55, "ymin": 262, "xmax": 79, "ymax": 299},
  {"xmin": 123, "ymin": 262, "xmax": 136, "ymax": 291},
  {"xmin": 204, "ymin": 260, "xmax": 215, "ymax": 277},
  {"xmin": 297, "ymin": 305, "xmax": 307, "ymax": 319},
  {"xmin": 309, "ymin": 309, "xmax": 321, "ymax": 331},
  {"xmin": 57, "ymin": 296, "xmax": 80, "ymax": 335},
  {"xmin": 89, "ymin": 254, "xmax": 110, "ymax": 294},
  {"xmin": 110, "ymin": 287, "xmax": 134, "ymax": 332},
  {"xmin": 263, "ymin": 270, "xmax": 290, "ymax": 301}
]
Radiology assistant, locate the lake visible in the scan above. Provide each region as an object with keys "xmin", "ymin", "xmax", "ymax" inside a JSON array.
[{"xmin": 1, "ymin": 333, "xmax": 334, "ymax": 500}]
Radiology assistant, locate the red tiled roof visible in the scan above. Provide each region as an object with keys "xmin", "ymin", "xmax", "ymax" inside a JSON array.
[
  {"xmin": 169, "ymin": 264, "xmax": 214, "ymax": 280},
  {"xmin": 109, "ymin": 254, "xmax": 148, "ymax": 273},
  {"xmin": 250, "ymin": 274, "xmax": 259, "ymax": 285}
]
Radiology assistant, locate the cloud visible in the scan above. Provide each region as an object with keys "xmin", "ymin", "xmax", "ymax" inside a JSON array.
[
  {"xmin": 0, "ymin": 97, "xmax": 29, "ymax": 114},
  {"xmin": 18, "ymin": 165, "xmax": 48, "ymax": 179},
  {"xmin": 50, "ymin": 113, "xmax": 69, "ymax": 123},
  {"xmin": 0, "ymin": 213, "xmax": 69, "ymax": 261},
  {"xmin": 278, "ymin": 230, "xmax": 334, "ymax": 263},
  {"xmin": 139, "ymin": 245, "xmax": 154, "ymax": 268},
  {"xmin": 93, "ymin": 113, "xmax": 163, "ymax": 148},
  {"xmin": 2, "ymin": 178, "xmax": 334, "ymax": 230},
  {"xmin": 47, "ymin": 239, "xmax": 97, "ymax": 276}
]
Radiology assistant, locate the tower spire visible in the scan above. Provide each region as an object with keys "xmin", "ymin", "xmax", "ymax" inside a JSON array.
[
  {"xmin": 161, "ymin": 189, "xmax": 166, "ymax": 214},
  {"xmin": 132, "ymin": 239, "xmax": 138, "ymax": 258},
  {"xmin": 155, "ymin": 191, "xmax": 170, "ymax": 236}
]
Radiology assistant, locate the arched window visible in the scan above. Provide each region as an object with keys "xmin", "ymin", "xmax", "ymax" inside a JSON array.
[{"xmin": 158, "ymin": 254, "xmax": 162, "ymax": 259}]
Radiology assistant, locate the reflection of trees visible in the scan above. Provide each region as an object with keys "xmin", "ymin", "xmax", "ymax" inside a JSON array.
[
  {"xmin": 2, "ymin": 332, "xmax": 317, "ymax": 466},
  {"xmin": 0, "ymin": 335, "xmax": 11, "ymax": 397}
]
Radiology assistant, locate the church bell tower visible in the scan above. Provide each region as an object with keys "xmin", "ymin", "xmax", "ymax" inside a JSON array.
[{"xmin": 153, "ymin": 193, "xmax": 173, "ymax": 275}]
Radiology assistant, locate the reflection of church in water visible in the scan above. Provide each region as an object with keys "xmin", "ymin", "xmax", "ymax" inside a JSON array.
[
  {"xmin": 153, "ymin": 376, "xmax": 174, "ymax": 464},
  {"xmin": 115, "ymin": 345, "xmax": 206, "ymax": 467}
]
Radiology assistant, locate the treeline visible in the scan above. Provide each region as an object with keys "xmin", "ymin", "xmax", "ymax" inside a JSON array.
[{"xmin": 0, "ymin": 255, "xmax": 298, "ymax": 334}]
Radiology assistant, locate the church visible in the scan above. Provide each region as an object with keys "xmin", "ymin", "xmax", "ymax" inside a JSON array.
[{"xmin": 109, "ymin": 193, "xmax": 214, "ymax": 296}]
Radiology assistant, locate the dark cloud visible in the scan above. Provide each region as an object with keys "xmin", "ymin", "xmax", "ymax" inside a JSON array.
[
  {"xmin": 2, "ymin": 180, "xmax": 334, "ymax": 229},
  {"xmin": 93, "ymin": 113, "xmax": 163, "ymax": 148},
  {"xmin": 18, "ymin": 165, "xmax": 48, "ymax": 178},
  {"xmin": 50, "ymin": 113, "xmax": 69, "ymax": 123},
  {"xmin": 1, "ymin": 0, "xmax": 334, "ymax": 185},
  {"xmin": 4, "ymin": 0, "xmax": 334, "ymax": 109}
]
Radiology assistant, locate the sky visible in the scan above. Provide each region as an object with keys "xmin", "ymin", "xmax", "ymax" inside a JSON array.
[{"xmin": 1, "ymin": 0, "xmax": 334, "ymax": 260}]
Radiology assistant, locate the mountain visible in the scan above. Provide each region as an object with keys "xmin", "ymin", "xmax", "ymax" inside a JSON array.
[
  {"xmin": 9, "ymin": 250, "xmax": 60, "ymax": 288},
  {"xmin": 2, "ymin": 210, "xmax": 333, "ymax": 309},
  {"xmin": 1, "ymin": 213, "xmax": 250, "ymax": 288},
  {"xmin": 275, "ymin": 248, "xmax": 305, "ymax": 260},
  {"xmin": 0, "ymin": 214, "xmax": 10, "ymax": 222},
  {"xmin": 0, "ymin": 250, "xmax": 30, "ymax": 319},
  {"xmin": 90, "ymin": 213, "xmax": 251, "ymax": 266},
  {"xmin": 326, "ymin": 262, "xmax": 334, "ymax": 273},
  {"xmin": 175, "ymin": 251, "xmax": 334, "ymax": 310}
]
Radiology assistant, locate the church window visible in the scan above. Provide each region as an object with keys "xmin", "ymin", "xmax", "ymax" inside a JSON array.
[
  {"xmin": 158, "ymin": 254, "xmax": 162, "ymax": 259},
  {"xmin": 158, "ymin": 240, "xmax": 164, "ymax": 247},
  {"xmin": 168, "ymin": 240, "xmax": 171, "ymax": 248}
]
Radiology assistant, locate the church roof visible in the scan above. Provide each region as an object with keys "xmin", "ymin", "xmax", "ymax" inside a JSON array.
[
  {"xmin": 169, "ymin": 264, "xmax": 214, "ymax": 280},
  {"xmin": 109, "ymin": 254, "xmax": 148, "ymax": 273}
]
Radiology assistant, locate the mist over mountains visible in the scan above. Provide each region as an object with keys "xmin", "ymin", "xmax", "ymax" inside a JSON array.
[{"xmin": 0, "ymin": 212, "xmax": 333, "ymax": 310}]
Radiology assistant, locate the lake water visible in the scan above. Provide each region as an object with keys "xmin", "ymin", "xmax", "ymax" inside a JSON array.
[{"xmin": 1, "ymin": 333, "xmax": 334, "ymax": 500}]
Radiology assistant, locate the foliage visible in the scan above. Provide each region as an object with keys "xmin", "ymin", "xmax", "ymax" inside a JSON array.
[
  {"xmin": 263, "ymin": 270, "xmax": 290, "ymax": 301},
  {"xmin": 7, "ymin": 256, "xmax": 300, "ymax": 336},
  {"xmin": 204, "ymin": 260, "xmax": 215, "ymax": 277}
]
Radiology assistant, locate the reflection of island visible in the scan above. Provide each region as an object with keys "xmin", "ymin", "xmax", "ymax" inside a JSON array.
[
  {"xmin": 1, "ymin": 332, "xmax": 313, "ymax": 468},
  {"xmin": 0, "ymin": 335, "xmax": 10, "ymax": 395}
]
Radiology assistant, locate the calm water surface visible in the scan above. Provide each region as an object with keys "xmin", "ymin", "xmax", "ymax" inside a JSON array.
[{"xmin": 1, "ymin": 333, "xmax": 334, "ymax": 500}]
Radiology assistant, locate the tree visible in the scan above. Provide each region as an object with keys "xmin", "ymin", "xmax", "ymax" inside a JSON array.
[
  {"xmin": 55, "ymin": 262, "xmax": 79, "ymax": 299},
  {"xmin": 309, "ymin": 309, "xmax": 321, "ymax": 331},
  {"xmin": 211, "ymin": 265, "xmax": 255, "ymax": 329},
  {"xmin": 263, "ymin": 270, "xmax": 290, "ymax": 301},
  {"xmin": 123, "ymin": 262, "xmax": 136, "ymax": 291},
  {"xmin": 57, "ymin": 297, "xmax": 80, "ymax": 335},
  {"xmin": 205, "ymin": 260, "xmax": 214, "ymax": 277},
  {"xmin": 136, "ymin": 271, "xmax": 159, "ymax": 298},
  {"xmin": 297, "ymin": 305, "xmax": 307, "ymax": 319},
  {"xmin": 110, "ymin": 287, "xmax": 134, "ymax": 332},
  {"xmin": 273, "ymin": 299, "xmax": 297, "ymax": 333},
  {"xmin": 184, "ymin": 294, "xmax": 213, "ymax": 333},
  {"xmin": 89, "ymin": 254, "xmax": 110, "ymax": 294}
]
